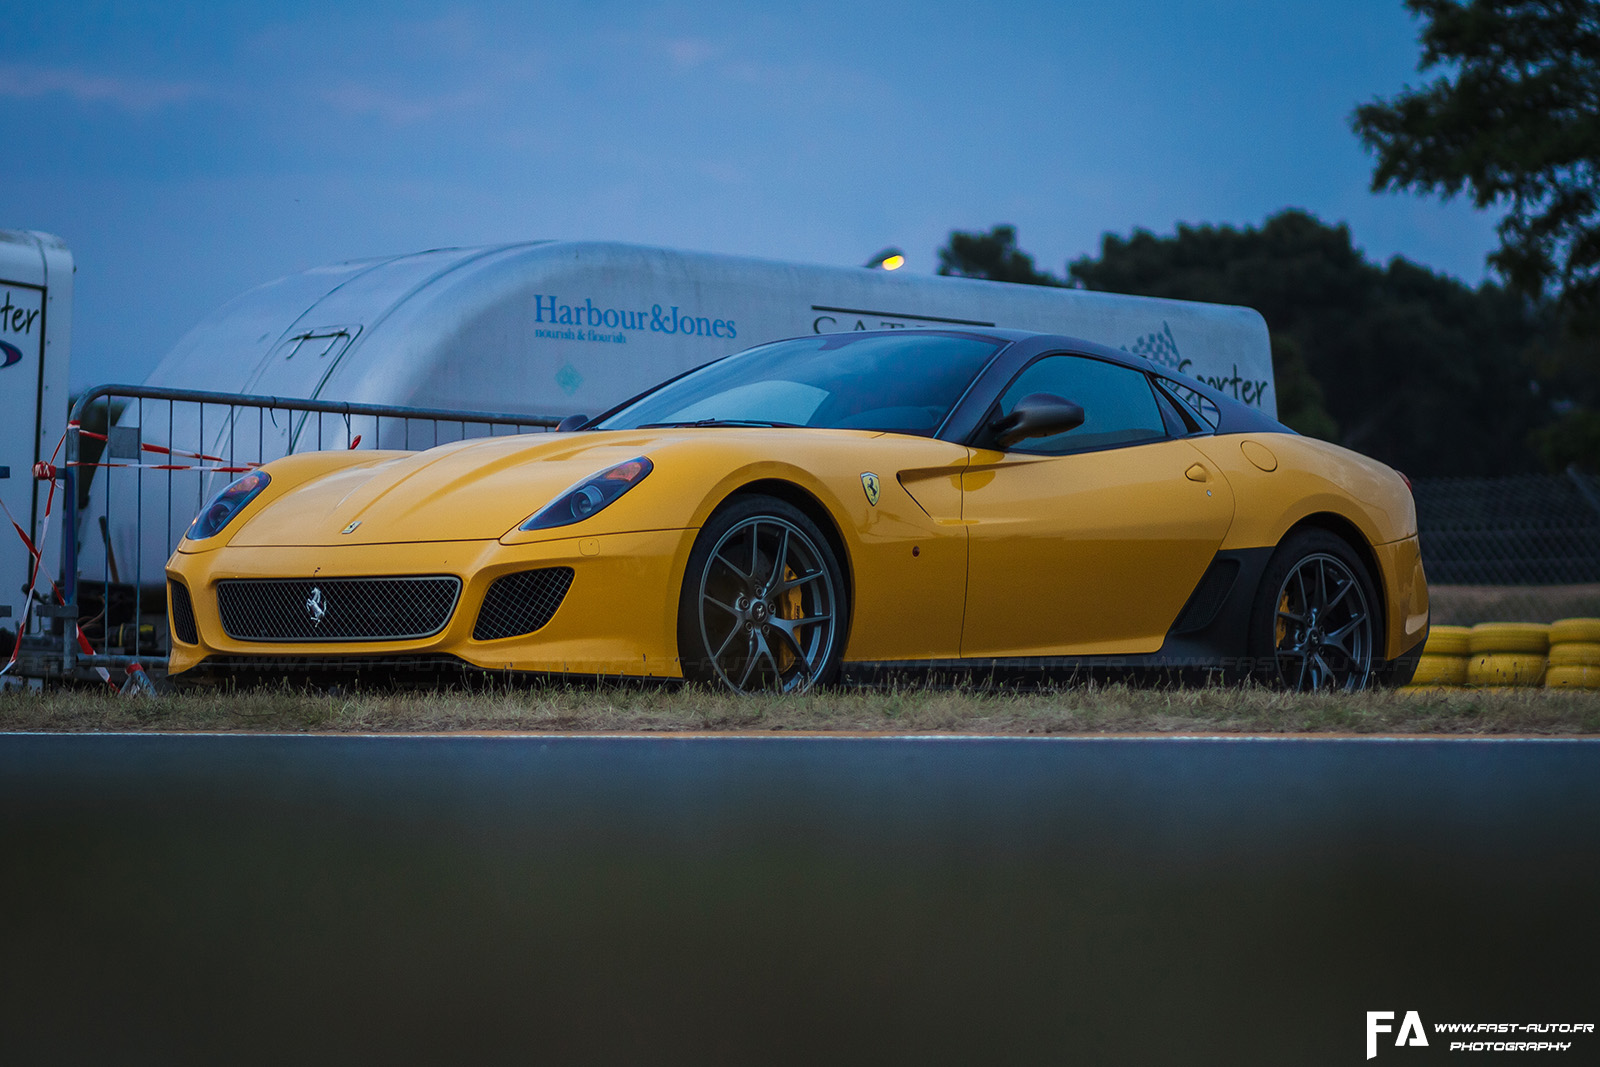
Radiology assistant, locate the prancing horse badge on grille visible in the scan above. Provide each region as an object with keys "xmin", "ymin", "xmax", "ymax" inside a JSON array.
[{"xmin": 305, "ymin": 587, "xmax": 328, "ymax": 626}]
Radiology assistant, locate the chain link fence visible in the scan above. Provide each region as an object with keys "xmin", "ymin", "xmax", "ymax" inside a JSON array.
[{"xmin": 1415, "ymin": 466, "xmax": 1600, "ymax": 624}]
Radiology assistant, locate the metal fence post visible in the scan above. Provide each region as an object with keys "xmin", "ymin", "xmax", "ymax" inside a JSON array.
[{"xmin": 61, "ymin": 421, "xmax": 78, "ymax": 675}]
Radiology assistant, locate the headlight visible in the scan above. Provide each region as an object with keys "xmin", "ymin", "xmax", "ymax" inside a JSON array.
[
  {"xmin": 519, "ymin": 457, "xmax": 653, "ymax": 531},
  {"xmin": 188, "ymin": 470, "xmax": 271, "ymax": 540}
]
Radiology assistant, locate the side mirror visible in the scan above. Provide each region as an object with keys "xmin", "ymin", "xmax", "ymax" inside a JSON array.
[
  {"xmin": 555, "ymin": 413, "xmax": 590, "ymax": 433},
  {"xmin": 987, "ymin": 393, "xmax": 1085, "ymax": 449}
]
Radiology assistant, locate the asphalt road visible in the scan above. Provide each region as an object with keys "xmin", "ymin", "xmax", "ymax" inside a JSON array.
[{"xmin": 3, "ymin": 734, "xmax": 1596, "ymax": 1065}]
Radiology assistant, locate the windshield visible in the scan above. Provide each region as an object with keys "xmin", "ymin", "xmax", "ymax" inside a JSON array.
[{"xmin": 596, "ymin": 332, "xmax": 1005, "ymax": 435}]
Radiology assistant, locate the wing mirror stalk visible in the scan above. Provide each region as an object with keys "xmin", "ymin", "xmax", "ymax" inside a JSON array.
[{"xmin": 987, "ymin": 393, "xmax": 1085, "ymax": 449}]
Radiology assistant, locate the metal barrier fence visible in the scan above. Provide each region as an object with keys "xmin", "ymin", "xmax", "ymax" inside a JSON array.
[
  {"xmin": 1414, "ymin": 467, "xmax": 1600, "ymax": 585},
  {"xmin": 34, "ymin": 384, "xmax": 561, "ymax": 681},
  {"xmin": 1414, "ymin": 466, "xmax": 1600, "ymax": 624}
]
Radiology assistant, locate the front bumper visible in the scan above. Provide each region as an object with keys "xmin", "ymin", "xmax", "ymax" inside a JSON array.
[{"xmin": 166, "ymin": 528, "xmax": 695, "ymax": 678}]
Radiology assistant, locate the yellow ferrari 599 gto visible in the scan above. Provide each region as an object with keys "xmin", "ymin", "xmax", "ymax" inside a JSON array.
[{"xmin": 166, "ymin": 329, "xmax": 1428, "ymax": 691}]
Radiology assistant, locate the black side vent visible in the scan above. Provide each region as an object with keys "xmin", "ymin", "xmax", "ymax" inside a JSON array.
[
  {"xmin": 473, "ymin": 568, "xmax": 575, "ymax": 641},
  {"xmin": 169, "ymin": 580, "xmax": 199, "ymax": 645},
  {"xmin": 1172, "ymin": 558, "xmax": 1241, "ymax": 635}
]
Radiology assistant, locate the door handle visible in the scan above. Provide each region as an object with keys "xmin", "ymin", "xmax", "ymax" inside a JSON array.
[{"xmin": 1184, "ymin": 463, "xmax": 1210, "ymax": 483}]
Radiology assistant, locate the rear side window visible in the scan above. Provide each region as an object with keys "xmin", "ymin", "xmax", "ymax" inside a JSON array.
[
  {"xmin": 1157, "ymin": 379, "xmax": 1221, "ymax": 430},
  {"xmin": 994, "ymin": 355, "xmax": 1167, "ymax": 454}
]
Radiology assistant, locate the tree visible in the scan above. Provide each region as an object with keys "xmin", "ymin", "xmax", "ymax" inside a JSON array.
[
  {"xmin": 937, "ymin": 211, "xmax": 1553, "ymax": 475},
  {"xmin": 1522, "ymin": 307, "xmax": 1600, "ymax": 467},
  {"xmin": 937, "ymin": 225, "xmax": 1065, "ymax": 286},
  {"xmin": 1351, "ymin": 0, "xmax": 1600, "ymax": 469},
  {"xmin": 1065, "ymin": 210, "xmax": 1547, "ymax": 475},
  {"xmin": 1351, "ymin": 0, "xmax": 1600, "ymax": 325},
  {"xmin": 1267, "ymin": 334, "xmax": 1340, "ymax": 443}
]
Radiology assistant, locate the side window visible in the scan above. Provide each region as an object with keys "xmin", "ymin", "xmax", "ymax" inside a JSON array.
[
  {"xmin": 995, "ymin": 355, "xmax": 1167, "ymax": 454},
  {"xmin": 1157, "ymin": 378, "xmax": 1221, "ymax": 430}
]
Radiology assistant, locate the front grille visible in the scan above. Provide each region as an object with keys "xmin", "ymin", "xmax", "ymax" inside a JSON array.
[
  {"xmin": 473, "ymin": 567, "xmax": 574, "ymax": 641},
  {"xmin": 169, "ymin": 580, "xmax": 198, "ymax": 645},
  {"xmin": 217, "ymin": 576, "xmax": 460, "ymax": 642}
]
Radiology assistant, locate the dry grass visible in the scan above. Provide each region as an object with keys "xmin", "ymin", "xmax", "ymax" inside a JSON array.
[{"xmin": 2, "ymin": 680, "xmax": 1597, "ymax": 735}]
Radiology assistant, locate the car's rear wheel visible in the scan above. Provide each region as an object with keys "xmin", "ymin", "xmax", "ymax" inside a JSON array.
[
  {"xmin": 1250, "ymin": 529, "xmax": 1379, "ymax": 692},
  {"xmin": 678, "ymin": 495, "xmax": 847, "ymax": 694}
]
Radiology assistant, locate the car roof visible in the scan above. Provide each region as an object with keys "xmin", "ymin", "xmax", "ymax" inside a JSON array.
[{"xmin": 831, "ymin": 327, "xmax": 1289, "ymax": 436}]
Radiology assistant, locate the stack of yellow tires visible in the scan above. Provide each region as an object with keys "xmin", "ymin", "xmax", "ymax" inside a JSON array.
[
  {"xmin": 1466, "ymin": 623, "xmax": 1550, "ymax": 687},
  {"xmin": 1404, "ymin": 618, "xmax": 1600, "ymax": 689},
  {"xmin": 1410, "ymin": 625, "xmax": 1470, "ymax": 687},
  {"xmin": 1546, "ymin": 618, "xmax": 1600, "ymax": 690}
]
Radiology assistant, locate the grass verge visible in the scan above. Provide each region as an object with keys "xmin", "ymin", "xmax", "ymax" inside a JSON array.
[{"xmin": 2, "ymin": 682, "xmax": 1598, "ymax": 734}]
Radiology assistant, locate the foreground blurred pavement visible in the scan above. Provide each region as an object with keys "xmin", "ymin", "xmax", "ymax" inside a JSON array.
[{"xmin": 2, "ymin": 734, "xmax": 1596, "ymax": 1065}]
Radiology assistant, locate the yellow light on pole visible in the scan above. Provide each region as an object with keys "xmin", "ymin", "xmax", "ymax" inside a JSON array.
[{"xmin": 865, "ymin": 247, "xmax": 906, "ymax": 270}]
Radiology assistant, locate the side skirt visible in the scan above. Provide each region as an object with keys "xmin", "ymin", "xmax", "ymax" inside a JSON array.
[{"xmin": 841, "ymin": 548, "xmax": 1276, "ymax": 686}]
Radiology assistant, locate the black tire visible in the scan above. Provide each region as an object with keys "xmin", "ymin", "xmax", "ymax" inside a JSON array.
[
  {"xmin": 1248, "ymin": 528, "xmax": 1381, "ymax": 692},
  {"xmin": 677, "ymin": 494, "xmax": 848, "ymax": 693}
]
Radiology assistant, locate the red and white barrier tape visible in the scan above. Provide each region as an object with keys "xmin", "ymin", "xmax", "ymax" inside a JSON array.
[
  {"xmin": 1, "ymin": 494, "xmax": 42, "ymax": 675},
  {"xmin": 1, "ymin": 497, "xmax": 108, "ymax": 683},
  {"xmin": 75, "ymin": 426, "xmax": 231, "ymax": 464},
  {"xmin": 7, "ymin": 418, "xmax": 346, "ymax": 682},
  {"xmin": 37, "ymin": 461, "xmax": 258, "ymax": 476},
  {"xmin": 4, "ymin": 424, "xmax": 114, "ymax": 683}
]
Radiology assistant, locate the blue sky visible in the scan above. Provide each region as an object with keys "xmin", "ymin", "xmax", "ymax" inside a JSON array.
[{"xmin": 6, "ymin": 0, "xmax": 1500, "ymax": 389}]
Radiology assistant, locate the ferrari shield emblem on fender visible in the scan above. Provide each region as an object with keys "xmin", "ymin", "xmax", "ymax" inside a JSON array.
[{"xmin": 860, "ymin": 472, "xmax": 880, "ymax": 507}]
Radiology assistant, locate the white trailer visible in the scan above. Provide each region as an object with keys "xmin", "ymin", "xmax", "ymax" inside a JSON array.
[
  {"xmin": 90, "ymin": 240, "xmax": 1274, "ymax": 587},
  {"xmin": 143, "ymin": 240, "xmax": 1274, "ymax": 416},
  {"xmin": 0, "ymin": 231, "xmax": 72, "ymax": 638}
]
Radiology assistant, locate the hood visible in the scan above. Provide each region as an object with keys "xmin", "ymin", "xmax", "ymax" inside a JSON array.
[
  {"xmin": 222, "ymin": 427, "xmax": 887, "ymax": 547},
  {"xmin": 228, "ymin": 431, "xmax": 679, "ymax": 546}
]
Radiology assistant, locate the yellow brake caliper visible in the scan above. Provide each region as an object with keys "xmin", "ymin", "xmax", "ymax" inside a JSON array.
[{"xmin": 776, "ymin": 566, "xmax": 802, "ymax": 671}]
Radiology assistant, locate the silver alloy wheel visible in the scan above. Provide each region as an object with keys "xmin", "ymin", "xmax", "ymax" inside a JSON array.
[
  {"xmin": 1271, "ymin": 552, "xmax": 1374, "ymax": 691},
  {"xmin": 695, "ymin": 515, "xmax": 839, "ymax": 693}
]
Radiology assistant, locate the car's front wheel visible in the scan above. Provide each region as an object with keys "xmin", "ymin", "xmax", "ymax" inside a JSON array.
[
  {"xmin": 1250, "ymin": 528, "xmax": 1379, "ymax": 691},
  {"xmin": 678, "ymin": 494, "xmax": 847, "ymax": 694}
]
